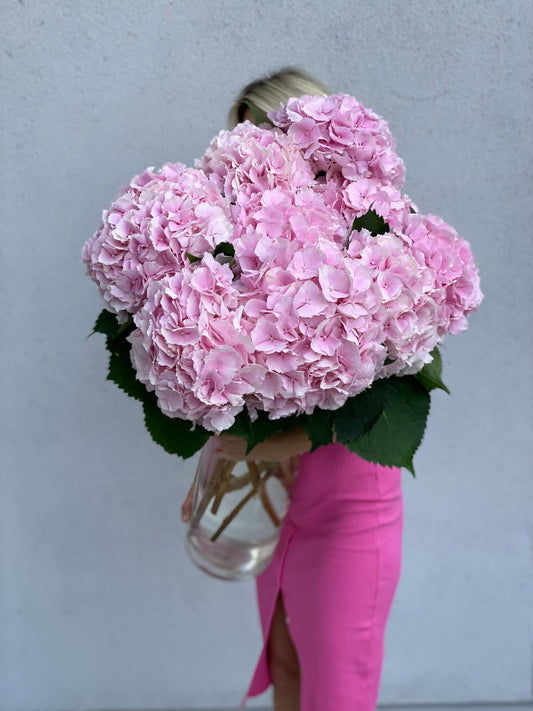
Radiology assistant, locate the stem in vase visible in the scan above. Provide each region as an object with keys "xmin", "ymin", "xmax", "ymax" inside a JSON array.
[
  {"xmin": 190, "ymin": 456, "xmax": 228, "ymax": 528},
  {"xmin": 247, "ymin": 460, "xmax": 281, "ymax": 527},
  {"xmin": 225, "ymin": 472, "xmax": 254, "ymax": 492},
  {"xmin": 210, "ymin": 468, "xmax": 276, "ymax": 542},
  {"xmin": 210, "ymin": 460, "xmax": 236, "ymax": 515},
  {"xmin": 247, "ymin": 460, "xmax": 260, "ymax": 487},
  {"xmin": 259, "ymin": 476, "xmax": 281, "ymax": 527}
]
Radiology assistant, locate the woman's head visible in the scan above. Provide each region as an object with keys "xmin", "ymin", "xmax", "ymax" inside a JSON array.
[{"xmin": 228, "ymin": 67, "xmax": 331, "ymax": 128}]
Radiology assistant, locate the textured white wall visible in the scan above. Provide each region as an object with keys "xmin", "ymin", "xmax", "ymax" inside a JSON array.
[{"xmin": 1, "ymin": 0, "xmax": 532, "ymax": 709}]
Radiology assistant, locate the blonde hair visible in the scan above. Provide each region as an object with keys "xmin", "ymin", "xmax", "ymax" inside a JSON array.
[{"xmin": 228, "ymin": 67, "xmax": 331, "ymax": 128}]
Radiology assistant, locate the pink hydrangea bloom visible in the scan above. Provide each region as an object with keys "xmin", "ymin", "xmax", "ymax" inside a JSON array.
[
  {"xmin": 82, "ymin": 162, "xmax": 233, "ymax": 316},
  {"xmin": 128, "ymin": 265, "xmax": 266, "ymax": 432},
  {"xmin": 341, "ymin": 178, "xmax": 417, "ymax": 229},
  {"xmin": 197, "ymin": 121, "xmax": 314, "ymax": 206},
  {"xmin": 268, "ymin": 93, "xmax": 406, "ymax": 188},
  {"xmin": 83, "ymin": 94, "xmax": 483, "ymax": 432},
  {"xmin": 402, "ymin": 213, "xmax": 483, "ymax": 335}
]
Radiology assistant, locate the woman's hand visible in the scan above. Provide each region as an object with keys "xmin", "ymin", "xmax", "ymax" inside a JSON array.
[{"xmin": 214, "ymin": 427, "xmax": 312, "ymax": 462}]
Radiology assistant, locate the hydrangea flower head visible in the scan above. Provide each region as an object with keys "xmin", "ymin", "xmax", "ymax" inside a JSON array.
[
  {"xmin": 83, "ymin": 93, "xmax": 483, "ymax": 433},
  {"xmin": 82, "ymin": 163, "xmax": 233, "ymax": 317}
]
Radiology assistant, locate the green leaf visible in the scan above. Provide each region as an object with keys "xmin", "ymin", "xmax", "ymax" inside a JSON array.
[
  {"xmin": 90, "ymin": 309, "xmax": 134, "ymax": 341},
  {"xmin": 115, "ymin": 317, "xmax": 134, "ymax": 337},
  {"xmin": 213, "ymin": 241, "xmax": 235, "ymax": 259},
  {"xmin": 344, "ymin": 377, "xmax": 430, "ymax": 476},
  {"xmin": 107, "ymin": 337, "xmax": 147, "ymax": 402},
  {"xmin": 186, "ymin": 252, "xmax": 202, "ymax": 263},
  {"xmin": 333, "ymin": 383, "xmax": 388, "ymax": 443},
  {"xmin": 241, "ymin": 99, "xmax": 274, "ymax": 127},
  {"xmin": 415, "ymin": 347, "xmax": 450, "ymax": 394},
  {"xmin": 302, "ymin": 408, "xmax": 334, "ymax": 453},
  {"xmin": 225, "ymin": 408, "xmax": 254, "ymax": 440},
  {"xmin": 90, "ymin": 309, "xmax": 121, "ymax": 339},
  {"xmin": 91, "ymin": 310, "xmax": 144, "ymax": 400},
  {"xmin": 143, "ymin": 394, "xmax": 210, "ymax": 458},
  {"xmin": 350, "ymin": 208, "xmax": 390, "ymax": 237}
]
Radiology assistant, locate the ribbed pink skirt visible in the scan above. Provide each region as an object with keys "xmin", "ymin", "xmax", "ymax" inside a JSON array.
[{"xmin": 240, "ymin": 442, "xmax": 404, "ymax": 710}]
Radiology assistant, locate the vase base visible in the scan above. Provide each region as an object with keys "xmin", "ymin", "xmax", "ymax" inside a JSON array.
[{"xmin": 185, "ymin": 526, "xmax": 278, "ymax": 581}]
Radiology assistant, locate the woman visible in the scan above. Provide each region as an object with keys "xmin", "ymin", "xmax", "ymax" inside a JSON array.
[{"xmin": 182, "ymin": 68, "xmax": 404, "ymax": 711}]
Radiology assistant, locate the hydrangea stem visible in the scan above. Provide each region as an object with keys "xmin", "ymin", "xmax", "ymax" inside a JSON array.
[
  {"xmin": 210, "ymin": 468, "xmax": 276, "ymax": 542},
  {"xmin": 210, "ymin": 459, "xmax": 236, "ymax": 515},
  {"xmin": 190, "ymin": 457, "xmax": 228, "ymax": 527}
]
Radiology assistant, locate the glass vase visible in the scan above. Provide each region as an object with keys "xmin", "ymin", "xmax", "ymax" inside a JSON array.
[{"xmin": 185, "ymin": 436, "xmax": 292, "ymax": 581}]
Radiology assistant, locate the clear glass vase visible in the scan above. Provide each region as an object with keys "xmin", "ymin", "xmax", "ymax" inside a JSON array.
[{"xmin": 185, "ymin": 436, "xmax": 292, "ymax": 581}]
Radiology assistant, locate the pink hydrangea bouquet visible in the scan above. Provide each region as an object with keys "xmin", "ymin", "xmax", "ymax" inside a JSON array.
[{"xmin": 83, "ymin": 93, "xmax": 482, "ymax": 475}]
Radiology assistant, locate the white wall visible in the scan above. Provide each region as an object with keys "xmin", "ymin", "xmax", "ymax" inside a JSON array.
[{"xmin": 1, "ymin": 0, "xmax": 532, "ymax": 709}]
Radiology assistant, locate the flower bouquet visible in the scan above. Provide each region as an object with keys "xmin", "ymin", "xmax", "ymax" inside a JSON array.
[{"xmin": 83, "ymin": 93, "xmax": 482, "ymax": 579}]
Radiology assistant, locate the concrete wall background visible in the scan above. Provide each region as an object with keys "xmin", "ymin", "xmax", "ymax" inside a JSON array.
[{"xmin": 1, "ymin": 0, "xmax": 532, "ymax": 709}]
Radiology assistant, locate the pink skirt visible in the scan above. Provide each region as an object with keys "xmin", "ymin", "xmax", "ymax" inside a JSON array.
[{"xmin": 240, "ymin": 442, "xmax": 404, "ymax": 710}]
